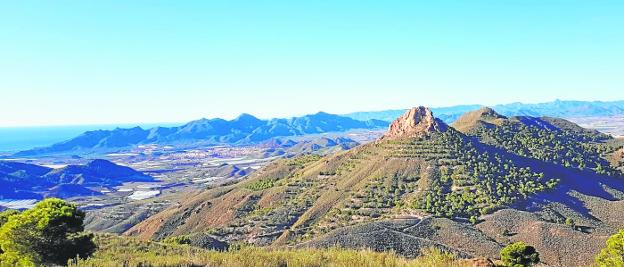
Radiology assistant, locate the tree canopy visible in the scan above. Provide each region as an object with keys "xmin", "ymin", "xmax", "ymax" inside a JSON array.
[
  {"xmin": 596, "ymin": 229, "xmax": 624, "ymax": 267},
  {"xmin": 0, "ymin": 198, "xmax": 96, "ymax": 266},
  {"xmin": 500, "ymin": 242, "xmax": 540, "ymax": 267}
]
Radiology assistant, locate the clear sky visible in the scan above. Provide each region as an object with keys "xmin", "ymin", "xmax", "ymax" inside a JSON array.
[{"xmin": 1, "ymin": 1, "xmax": 623, "ymax": 127}]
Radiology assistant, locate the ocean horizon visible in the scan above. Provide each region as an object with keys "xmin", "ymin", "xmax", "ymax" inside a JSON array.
[{"xmin": 0, "ymin": 123, "xmax": 182, "ymax": 153}]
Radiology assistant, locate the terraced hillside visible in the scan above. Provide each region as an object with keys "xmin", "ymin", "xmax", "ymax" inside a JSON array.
[{"xmin": 126, "ymin": 107, "xmax": 624, "ymax": 266}]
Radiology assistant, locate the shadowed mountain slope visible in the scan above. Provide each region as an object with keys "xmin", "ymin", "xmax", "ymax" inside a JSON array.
[
  {"xmin": 452, "ymin": 107, "xmax": 621, "ymax": 176},
  {"xmin": 260, "ymin": 137, "xmax": 360, "ymax": 157},
  {"xmin": 0, "ymin": 159, "xmax": 153, "ymax": 200}
]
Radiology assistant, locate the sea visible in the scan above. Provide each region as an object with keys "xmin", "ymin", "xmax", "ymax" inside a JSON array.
[{"xmin": 0, "ymin": 123, "xmax": 182, "ymax": 153}]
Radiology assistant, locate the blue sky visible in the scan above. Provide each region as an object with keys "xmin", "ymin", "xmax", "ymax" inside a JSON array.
[{"xmin": 1, "ymin": 1, "xmax": 623, "ymax": 127}]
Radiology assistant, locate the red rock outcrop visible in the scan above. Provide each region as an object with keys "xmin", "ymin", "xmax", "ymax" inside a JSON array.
[{"xmin": 382, "ymin": 106, "xmax": 447, "ymax": 139}]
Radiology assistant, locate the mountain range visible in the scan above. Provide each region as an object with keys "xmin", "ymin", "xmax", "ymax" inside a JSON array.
[
  {"xmin": 15, "ymin": 113, "xmax": 387, "ymax": 156},
  {"xmin": 125, "ymin": 106, "xmax": 624, "ymax": 266},
  {"xmin": 12, "ymin": 100, "xmax": 624, "ymax": 157},
  {"xmin": 0, "ymin": 159, "xmax": 154, "ymax": 200},
  {"xmin": 345, "ymin": 99, "xmax": 624, "ymax": 123}
]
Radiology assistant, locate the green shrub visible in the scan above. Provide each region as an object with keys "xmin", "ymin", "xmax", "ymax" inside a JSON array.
[
  {"xmin": 245, "ymin": 179, "xmax": 275, "ymax": 191},
  {"xmin": 162, "ymin": 235, "xmax": 192, "ymax": 245},
  {"xmin": 565, "ymin": 218, "xmax": 575, "ymax": 228},
  {"xmin": 596, "ymin": 229, "xmax": 624, "ymax": 267},
  {"xmin": 500, "ymin": 242, "xmax": 540, "ymax": 267},
  {"xmin": 0, "ymin": 210, "xmax": 19, "ymax": 228}
]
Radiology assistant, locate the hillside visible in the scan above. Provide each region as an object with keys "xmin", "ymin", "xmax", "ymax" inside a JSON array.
[
  {"xmin": 124, "ymin": 106, "xmax": 624, "ymax": 266},
  {"xmin": 0, "ymin": 159, "xmax": 154, "ymax": 199},
  {"xmin": 126, "ymin": 107, "xmax": 557, "ymax": 244},
  {"xmin": 15, "ymin": 113, "xmax": 387, "ymax": 156},
  {"xmin": 451, "ymin": 107, "xmax": 621, "ymax": 175}
]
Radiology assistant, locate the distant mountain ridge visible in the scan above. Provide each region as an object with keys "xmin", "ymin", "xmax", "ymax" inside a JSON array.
[
  {"xmin": 16, "ymin": 113, "xmax": 387, "ymax": 156},
  {"xmin": 345, "ymin": 100, "xmax": 624, "ymax": 123}
]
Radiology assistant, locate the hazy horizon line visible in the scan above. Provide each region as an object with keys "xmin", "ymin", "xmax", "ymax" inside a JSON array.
[{"xmin": 1, "ymin": 98, "xmax": 622, "ymax": 129}]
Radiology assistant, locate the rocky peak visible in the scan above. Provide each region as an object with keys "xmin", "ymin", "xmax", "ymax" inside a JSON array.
[
  {"xmin": 382, "ymin": 106, "xmax": 447, "ymax": 139},
  {"xmin": 234, "ymin": 113, "xmax": 262, "ymax": 123},
  {"xmin": 451, "ymin": 107, "xmax": 507, "ymax": 133},
  {"xmin": 473, "ymin": 107, "xmax": 506, "ymax": 120}
]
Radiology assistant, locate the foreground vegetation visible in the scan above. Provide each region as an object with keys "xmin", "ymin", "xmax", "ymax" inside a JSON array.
[
  {"xmin": 69, "ymin": 234, "xmax": 469, "ymax": 267},
  {"xmin": 596, "ymin": 229, "xmax": 624, "ymax": 267},
  {"xmin": 0, "ymin": 199, "xmax": 95, "ymax": 266},
  {"xmin": 69, "ymin": 234, "xmax": 552, "ymax": 267},
  {"xmin": 15, "ymin": 198, "xmax": 624, "ymax": 266}
]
